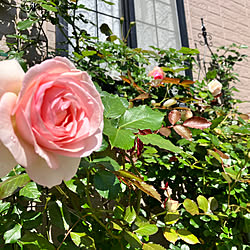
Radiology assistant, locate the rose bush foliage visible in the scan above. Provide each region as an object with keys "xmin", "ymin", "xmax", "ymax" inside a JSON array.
[
  {"xmin": 0, "ymin": 57, "xmax": 103, "ymax": 187},
  {"xmin": 0, "ymin": 1, "xmax": 249, "ymax": 249}
]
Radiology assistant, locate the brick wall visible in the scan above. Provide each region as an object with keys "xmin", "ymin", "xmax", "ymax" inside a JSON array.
[
  {"xmin": 0, "ymin": 1, "xmax": 55, "ymax": 63},
  {"xmin": 184, "ymin": 0, "xmax": 250, "ymax": 113}
]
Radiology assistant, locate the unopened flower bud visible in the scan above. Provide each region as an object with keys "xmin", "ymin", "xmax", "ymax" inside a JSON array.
[
  {"xmin": 129, "ymin": 21, "xmax": 136, "ymax": 27},
  {"xmin": 163, "ymin": 98, "xmax": 177, "ymax": 107},
  {"xmin": 120, "ymin": 17, "xmax": 124, "ymax": 24},
  {"xmin": 166, "ymin": 199, "xmax": 179, "ymax": 212},
  {"xmin": 181, "ymin": 110, "xmax": 193, "ymax": 121}
]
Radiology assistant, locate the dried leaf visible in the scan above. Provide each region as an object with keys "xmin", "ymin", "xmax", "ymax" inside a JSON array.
[
  {"xmin": 162, "ymin": 77, "xmax": 180, "ymax": 84},
  {"xmin": 130, "ymin": 180, "xmax": 161, "ymax": 202},
  {"xmin": 159, "ymin": 127, "xmax": 171, "ymax": 138},
  {"xmin": 131, "ymin": 93, "xmax": 150, "ymax": 101},
  {"xmin": 183, "ymin": 117, "xmax": 211, "ymax": 129},
  {"xmin": 120, "ymin": 75, "xmax": 131, "ymax": 84},
  {"xmin": 168, "ymin": 110, "xmax": 181, "ymax": 125},
  {"xmin": 179, "ymin": 80, "xmax": 195, "ymax": 87},
  {"xmin": 173, "ymin": 125, "xmax": 192, "ymax": 140}
]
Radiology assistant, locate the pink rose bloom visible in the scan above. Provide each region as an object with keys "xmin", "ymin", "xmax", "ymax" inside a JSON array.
[
  {"xmin": 208, "ymin": 79, "xmax": 222, "ymax": 96},
  {"xmin": 0, "ymin": 57, "xmax": 103, "ymax": 187},
  {"xmin": 149, "ymin": 66, "xmax": 165, "ymax": 80}
]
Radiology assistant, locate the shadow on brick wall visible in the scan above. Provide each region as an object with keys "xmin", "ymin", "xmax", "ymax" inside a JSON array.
[{"xmin": 0, "ymin": 0, "xmax": 47, "ymax": 66}]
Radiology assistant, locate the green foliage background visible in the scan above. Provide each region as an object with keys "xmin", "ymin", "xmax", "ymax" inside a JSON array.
[{"xmin": 0, "ymin": 0, "xmax": 249, "ymax": 249}]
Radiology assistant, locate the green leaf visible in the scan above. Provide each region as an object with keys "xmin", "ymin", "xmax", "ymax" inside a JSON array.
[
  {"xmin": 81, "ymin": 50, "xmax": 97, "ymax": 57},
  {"xmin": 208, "ymin": 197, "xmax": 218, "ymax": 211},
  {"xmin": 206, "ymin": 70, "xmax": 217, "ymax": 80},
  {"xmin": 164, "ymin": 212, "xmax": 180, "ymax": 225},
  {"xmin": 94, "ymin": 170, "xmax": 121, "ymax": 199},
  {"xmin": 207, "ymin": 149, "xmax": 223, "ymax": 164},
  {"xmin": 4, "ymin": 224, "xmax": 21, "ymax": 244},
  {"xmin": 178, "ymin": 47, "xmax": 199, "ymax": 55},
  {"xmin": 123, "ymin": 231, "xmax": 141, "ymax": 249},
  {"xmin": 209, "ymin": 134, "xmax": 220, "ymax": 147},
  {"xmin": 143, "ymin": 243, "xmax": 166, "ymax": 250},
  {"xmin": 183, "ymin": 199, "xmax": 199, "ymax": 215},
  {"xmin": 138, "ymin": 134, "xmax": 182, "ymax": 153},
  {"xmin": 19, "ymin": 182, "xmax": 41, "ymax": 200},
  {"xmin": 101, "ymin": 92, "xmax": 128, "ymax": 118},
  {"xmin": 17, "ymin": 19, "xmax": 36, "ymax": 30},
  {"xmin": 101, "ymin": 0, "xmax": 115, "ymax": 5},
  {"xmin": 119, "ymin": 105, "xmax": 164, "ymax": 130},
  {"xmin": 210, "ymin": 116, "xmax": 224, "ymax": 129},
  {"xmin": 93, "ymin": 156, "xmax": 121, "ymax": 171},
  {"xmin": 70, "ymin": 232, "xmax": 96, "ymax": 249},
  {"xmin": 124, "ymin": 206, "xmax": 136, "ymax": 224},
  {"xmin": 20, "ymin": 232, "xmax": 54, "ymax": 249},
  {"xmin": 0, "ymin": 174, "xmax": 31, "ymax": 199},
  {"xmin": 48, "ymin": 201, "xmax": 65, "ymax": 229},
  {"xmin": 100, "ymin": 23, "xmax": 112, "ymax": 36},
  {"xmin": 107, "ymin": 34, "xmax": 119, "ymax": 42},
  {"xmin": 163, "ymin": 228, "xmax": 179, "ymax": 244},
  {"xmin": 104, "ymin": 118, "xmax": 135, "ymax": 150},
  {"xmin": 177, "ymin": 229, "xmax": 200, "ymax": 245},
  {"xmin": 0, "ymin": 200, "xmax": 10, "ymax": 214},
  {"xmin": 40, "ymin": 4, "xmax": 58, "ymax": 12},
  {"xmin": 221, "ymin": 172, "xmax": 232, "ymax": 183},
  {"xmin": 134, "ymin": 224, "xmax": 158, "ymax": 236},
  {"xmin": 197, "ymin": 195, "xmax": 208, "ymax": 213}
]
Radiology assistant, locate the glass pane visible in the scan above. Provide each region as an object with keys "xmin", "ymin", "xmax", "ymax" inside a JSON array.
[
  {"xmin": 157, "ymin": 29, "xmax": 178, "ymax": 49},
  {"xmin": 97, "ymin": 0, "xmax": 120, "ymax": 17},
  {"xmin": 134, "ymin": 0, "xmax": 155, "ymax": 25},
  {"xmin": 136, "ymin": 22, "xmax": 157, "ymax": 49},
  {"xmin": 134, "ymin": 0, "xmax": 181, "ymax": 50},
  {"xmin": 78, "ymin": 0, "xmax": 96, "ymax": 10},
  {"xmin": 155, "ymin": 1, "xmax": 174, "ymax": 31}
]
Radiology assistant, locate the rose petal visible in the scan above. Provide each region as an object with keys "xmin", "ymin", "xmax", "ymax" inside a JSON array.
[
  {"xmin": 16, "ymin": 57, "xmax": 75, "ymax": 104},
  {"xmin": 0, "ymin": 142, "xmax": 17, "ymax": 177},
  {"xmin": 15, "ymin": 108, "xmax": 59, "ymax": 169},
  {"xmin": 0, "ymin": 92, "xmax": 33, "ymax": 167},
  {"xmin": 0, "ymin": 60, "xmax": 24, "ymax": 98},
  {"xmin": 25, "ymin": 154, "xmax": 80, "ymax": 188}
]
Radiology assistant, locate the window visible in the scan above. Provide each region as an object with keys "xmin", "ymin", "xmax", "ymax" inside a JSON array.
[{"xmin": 57, "ymin": 0, "xmax": 188, "ymax": 51}]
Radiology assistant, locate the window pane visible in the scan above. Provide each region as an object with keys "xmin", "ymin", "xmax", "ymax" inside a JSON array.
[
  {"xmin": 134, "ymin": 0, "xmax": 181, "ymax": 50},
  {"xmin": 97, "ymin": 0, "xmax": 120, "ymax": 18}
]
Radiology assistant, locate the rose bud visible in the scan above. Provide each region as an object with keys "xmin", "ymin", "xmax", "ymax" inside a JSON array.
[
  {"xmin": 163, "ymin": 98, "xmax": 177, "ymax": 108},
  {"xmin": 148, "ymin": 66, "xmax": 165, "ymax": 80}
]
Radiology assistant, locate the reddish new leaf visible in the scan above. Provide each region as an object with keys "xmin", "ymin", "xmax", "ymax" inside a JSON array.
[
  {"xmin": 213, "ymin": 148, "xmax": 229, "ymax": 159},
  {"xmin": 183, "ymin": 117, "xmax": 211, "ymax": 130},
  {"xmin": 168, "ymin": 110, "xmax": 181, "ymax": 125},
  {"xmin": 173, "ymin": 125, "xmax": 192, "ymax": 140},
  {"xmin": 159, "ymin": 127, "xmax": 171, "ymax": 138}
]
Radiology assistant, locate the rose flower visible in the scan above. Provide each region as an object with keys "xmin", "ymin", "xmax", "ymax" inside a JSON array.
[
  {"xmin": 0, "ymin": 57, "xmax": 103, "ymax": 187},
  {"xmin": 208, "ymin": 79, "xmax": 222, "ymax": 97},
  {"xmin": 148, "ymin": 66, "xmax": 165, "ymax": 80}
]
